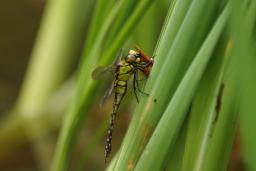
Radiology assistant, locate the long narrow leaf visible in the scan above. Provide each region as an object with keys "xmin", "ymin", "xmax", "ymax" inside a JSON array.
[
  {"xmin": 181, "ymin": 33, "xmax": 229, "ymax": 171},
  {"xmin": 233, "ymin": 1, "xmax": 256, "ymax": 170}
]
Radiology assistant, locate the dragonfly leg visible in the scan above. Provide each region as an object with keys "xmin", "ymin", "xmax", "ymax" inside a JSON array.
[
  {"xmin": 133, "ymin": 73, "xmax": 140, "ymax": 103},
  {"xmin": 137, "ymin": 60, "xmax": 153, "ymax": 68},
  {"xmin": 134, "ymin": 70, "xmax": 149, "ymax": 96},
  {"xmin": 135, "ymin": 76, "xmax": 147, "ymax": 81}
]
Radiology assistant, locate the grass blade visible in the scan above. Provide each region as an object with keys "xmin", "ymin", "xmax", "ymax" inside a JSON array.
[
  {"xmin": 232, "ymin": 1, "xmax": 256, "ymax": 170},
  {"xmin": 181, "ymin": 32, "xmax": 229, "ymax": 171}
]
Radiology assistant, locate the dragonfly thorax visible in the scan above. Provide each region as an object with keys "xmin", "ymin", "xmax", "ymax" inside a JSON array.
[{"xmin": 117, "ymin": 60, "xmax": 134, "ymax": 81}]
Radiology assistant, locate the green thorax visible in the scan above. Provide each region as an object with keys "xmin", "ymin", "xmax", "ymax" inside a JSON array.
[{"xmin": 116, "ymin": 60, "xmax": 134, "ymax": 81}]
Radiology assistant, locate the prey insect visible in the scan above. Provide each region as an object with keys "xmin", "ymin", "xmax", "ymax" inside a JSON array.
[{"xmin": 92, "ymin": 47, "xmax": 154, "ymax": 162}]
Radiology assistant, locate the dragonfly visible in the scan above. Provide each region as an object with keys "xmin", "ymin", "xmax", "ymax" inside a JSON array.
[{"xmin": 92, "ymin": 47, "xmax": 154, "ymax": 162}]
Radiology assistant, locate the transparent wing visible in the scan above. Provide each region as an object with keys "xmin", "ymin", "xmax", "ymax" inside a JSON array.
[
  {"xmin": 92, "ymin": 48, "xmax": 124, "ymax": 106},
  {"xmin": 91, "ymin": 66, "xmax": 116, "ymax": 80},
  {"xmin": 114, "ymin": 48, "xmax": 123, "ymax": 65},
  {"xmin": 91, "ymin": 48, "xmax": 123, "ymax": 80},
  {"xmin": 100, "ymin": 81, "xmax": 115, "ymax": 107}
]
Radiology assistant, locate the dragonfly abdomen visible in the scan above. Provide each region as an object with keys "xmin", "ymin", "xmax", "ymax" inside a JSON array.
[
  {"xmin": 105, "ymin": 112, "xmax": 116, "ymax": 162},
  {"xmin": 105, "ymin": 80, "xmax": 128, "ymax": 161}
]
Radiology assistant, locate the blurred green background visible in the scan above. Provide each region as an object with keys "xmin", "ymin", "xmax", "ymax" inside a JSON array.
[
  {"xmin": 0, "ymin": 0, "xmax": 43, "ymax": 114},
  {"xmin": 0, "ymin": 0, "xmax": 251, "ymax": 171},
  {"xmin": 0, "ymin": 1, "xmax": 44, "ymax": 170}
]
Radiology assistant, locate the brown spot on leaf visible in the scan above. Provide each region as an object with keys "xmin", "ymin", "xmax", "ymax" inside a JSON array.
[
  {"xmin": 127, "ymin": 160, "xmax": 135, "ymax": 171},
  {"xmin": 138, "ymin": 123, "xmax": 154, "ymax": 156},
  {"xmin": 142, "ymin": 124, "xmax": 153, "ymax": 143},
  {"xmin": 126, "ymin": 125, "xmax": 154, "ymax": 171},
  {"xmin": 139, "ymin": 96, "xmax": 154, "ymax": 124}
]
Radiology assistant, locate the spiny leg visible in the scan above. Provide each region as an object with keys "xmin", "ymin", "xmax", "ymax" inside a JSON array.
[
  {"xmin": 133, "ymin": 73, "xmax": 140, "ymax": 103},
  {"xmin": 134, "ymin": 74, "xmax": 148, "ymax": 82},
  {"xmin": 137, "ymin": 60, "xmax": 153, "ymax": 69},
  {"xmin": 134, "ymin": 70, "xmax": 149, "ymax": 96}
]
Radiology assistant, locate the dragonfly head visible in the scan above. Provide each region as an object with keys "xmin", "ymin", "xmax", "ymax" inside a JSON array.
[{"xmin": 125, "ymin": 49, "xmax": 141, "ymax": 63}]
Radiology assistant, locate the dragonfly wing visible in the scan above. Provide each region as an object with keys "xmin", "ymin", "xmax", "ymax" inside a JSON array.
[
  {"xmin": 113, "ymin": 48, "xmax": 123, "ymax": 65},
  {"xmin": 93, "ymin": 48, "xmax": 123, "ymax": 106},
  {"xmin": 92, "ymin": 66, "xmax": 116, "ymax": 106},
  {"xmin": 100, "ymin": 81, "xmax": 115, "ymax": 107},
  {"xmin": 91, "ymin": 66, "xmax": 116, "ymax": 80},
  {"xmin": 133, "ymin": 69, "xmax": 149, "ymax": 98},
  {"xmin": 92, "ymin": 48, "xmax": 123, "ymax": 80}
]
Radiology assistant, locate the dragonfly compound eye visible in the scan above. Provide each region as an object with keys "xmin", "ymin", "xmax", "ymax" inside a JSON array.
[{"xmin": 126, "ymin": 54, "xmax": 136, "ymax": 62}]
